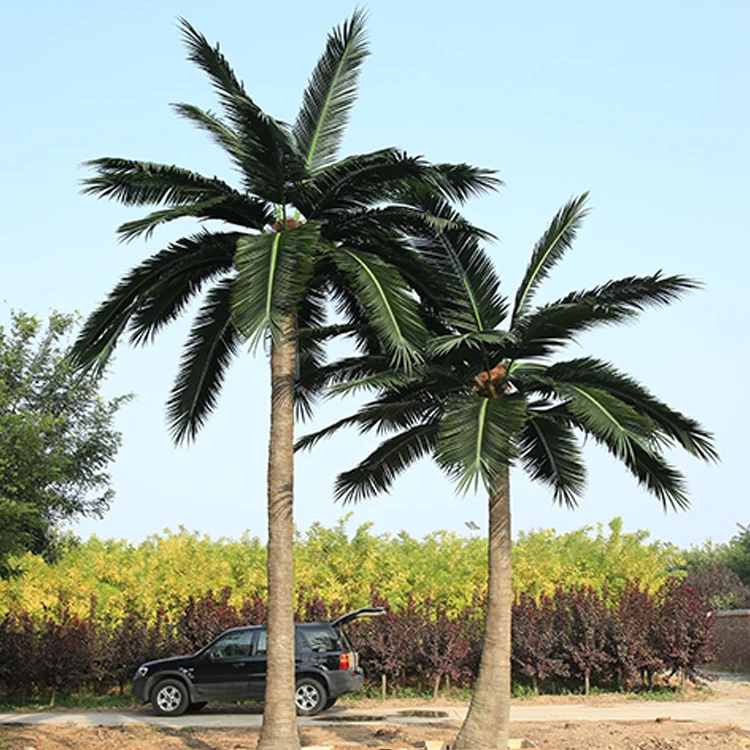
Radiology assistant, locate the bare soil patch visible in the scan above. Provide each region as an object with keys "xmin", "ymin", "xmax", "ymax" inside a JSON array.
[{"xmin": 2, "ymin": 720, "xmax": 750, "ymax": 750}]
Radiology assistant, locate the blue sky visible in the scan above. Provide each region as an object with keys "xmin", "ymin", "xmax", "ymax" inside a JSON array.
[{"xmin": 1, "ymin": 0, "xmax": 747, "ymax": 550}]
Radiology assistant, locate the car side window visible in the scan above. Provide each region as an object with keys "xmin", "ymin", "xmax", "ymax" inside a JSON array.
[
  {"xmin": 209, "ymin": 630, "xmax": 252, "ymax": 659},
  {"xmin": 296, "ymin": 626, "xmax": 340, "ymax": 653},
  {"xmin": 253, "ymin": 629, "xmax": 268, "ymax": 656}
]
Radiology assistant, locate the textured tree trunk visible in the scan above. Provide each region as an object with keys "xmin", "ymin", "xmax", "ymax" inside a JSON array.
[
  {"xmin": 454, "ymin": 464, "xmax": 511, "ymax": 750},
  {"xmin": 257, "ymin": 316, "xmax": 301, "ymax": 750}
]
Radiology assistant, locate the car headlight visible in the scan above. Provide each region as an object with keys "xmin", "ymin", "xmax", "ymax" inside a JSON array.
[{"xmin": 137, "ymin": 666, "xmax": 149, "ymax": 678}]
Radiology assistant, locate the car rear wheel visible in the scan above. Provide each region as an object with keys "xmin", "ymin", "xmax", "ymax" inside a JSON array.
[
  {"xmin": 295, "ymin": 677, "xmax": 327, "ymax": 716},
  {"xmin": 151, "ymin": 678, "xmax": 189, "ymax": 716}
]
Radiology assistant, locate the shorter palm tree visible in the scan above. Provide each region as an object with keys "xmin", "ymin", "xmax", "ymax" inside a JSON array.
[{"xmin": 299, "ymin": 193, "xmax": 717, "ymax": 750}]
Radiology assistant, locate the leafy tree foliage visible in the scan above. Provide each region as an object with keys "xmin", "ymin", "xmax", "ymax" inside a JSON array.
[
  {"xmin": 724, "ymin": 524, "xmax": 750, "ymax": 585},
  {"xmin": 511, "ymin": 592, "xmax": 566, "ymax": 692},
  {"xmin": 677, "ymin": 522, "xmax": 750, "ymax": 605},
  {"xmin": 0, "ymin": 581, "xmax": 714, "ymax": 703},
  {"xmin": 682, "ymin": 565, "xmax": 750, "ymax": 611},
  {"xmin": 555, "ymin": 585, "xmax": 612, "ymax": 695},
  {"xmin": 0, "ymin": 312, "xmax": 128, "ymax": 577},
  {"xmin": 0, "ymin": 517, "xmax": 679, "ymax": 623}
]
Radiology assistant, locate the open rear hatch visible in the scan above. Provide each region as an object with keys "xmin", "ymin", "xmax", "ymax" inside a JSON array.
[{"xmin": 331, "ymin": 607, "xmax": 385, "ymax": 671}]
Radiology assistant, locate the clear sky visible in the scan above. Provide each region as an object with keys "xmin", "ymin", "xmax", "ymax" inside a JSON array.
[{"xmin": 1, "ymin": 0, "xmax": 747, "ymax": 550}]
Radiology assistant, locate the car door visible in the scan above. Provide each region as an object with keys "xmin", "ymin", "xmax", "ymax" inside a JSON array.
[
  {"xmin": 189, "ymin": 629, "xmax": 255, "ymax": 702},
  {"xmin": 246, "ymin": 628, "xmax": 268, "ymax": 700}
]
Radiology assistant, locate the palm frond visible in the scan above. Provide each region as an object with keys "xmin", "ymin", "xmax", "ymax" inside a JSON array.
[
  {"xmin": 294, "ymin": 8, "xmax": 369, "ymax": 173},
  {"xmin": 542, "ymin": 358, "xmax": 718, "ymax": 461},
  {"xmin": 293, "ymin": 281, "xmax": 329, "ymax": 421},
  {"xmin": 512, "ymin": 193, "xmax": 589, "ymax": 324},
  {"xmin": 427, "ymin": 235, "xmax": 506, "ymax": 334},
  {"xmin": 425, "ymin": 162, "xmax": 502, "ymax": 203},
  {"xmin": 232, "ymin": 223, "xmax": 320, "ymax": 347},
  {"xmin": 621, "ymin": 443, "xmax": 690, "ymax": 511},
  {"xmin": 128, "ymin": 235, "xmax": 242, "ymax": 346},
  {"xmin": 428, "ymin": 331, "xmax": 515, "ymax": 358},
  {"xmin": 302, "ymin": 149, "xmax": 430, "ymax": 215},
  {"xmin": 295, "ymin": 412, "xmax": 371, "ymax": 452},
  {"xmin": 509, "ymin": 272, "xmax": 697, "ymax": 358},
  {"xmin": 166, "ymin": 280, "xmax": 243, "ymax": 444},
  {"xmin": 171, "ymin": 102, "xmax": 248, "ymax": 170},
  {"xmin": 178, "ymin": 18, "xmax": 301, "ymax": 200},
  {"xmin": 117, "ymin": 197, "xmax": 272, "ymax": 242},
  {"xmin": 69, "ymin": 231, "xmax": 239, "ymax": 370},
  {"xmin": 334, "ymin": 423, "xmax": 441, "ymax": 503},
  {"xmin": 558, "ymin": 272, "xmax": 701, "ymax": 312},
  {"xmin": 330, "ymin": 246, "xmax": 426, "ymax": 371},
  {"xmin": 553, "ymin": 382, "xmax": 657, "ymax": 460},
  {"xmin": 436, "ymin": 394, "xmax": 527, "ymax": 494},
  {"xmin": 519, "ymin": 413, "xmax": 586, "ymax": 508},
  {"xmin": 82, "ymin": 158, "xmax": 241, "ymax": 207}
]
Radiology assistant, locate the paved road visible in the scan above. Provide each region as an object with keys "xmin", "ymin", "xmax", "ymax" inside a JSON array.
[{"xmin": 2, "ymin": 696, "xmax": 750, "ymax": 731}]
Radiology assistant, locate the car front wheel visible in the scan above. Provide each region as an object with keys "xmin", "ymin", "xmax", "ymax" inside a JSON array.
[
  {"xmin": 295, "ymin": 677, "xmax": 327, "ymax": 716},
  {"xmin": 151, "ymin": 678, "xmax": 189, "ymax": 716}
]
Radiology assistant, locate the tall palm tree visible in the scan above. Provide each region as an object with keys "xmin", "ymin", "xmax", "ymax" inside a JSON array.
[
  {"xmin": 299, "ymin": 193, "xmax": 717, "ymax": 749},
  {"xmin": 69, "ymin": 12, "xmax": 497, "ymax": 749}
]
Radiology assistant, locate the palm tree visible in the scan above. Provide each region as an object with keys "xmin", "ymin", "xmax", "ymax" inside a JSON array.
[
  {"xmin": 299, "ymin": 193, "xmax": 717, "ymax": 749},
  {"xmin": 69, "ymin": 12, "xmax": 497, "ymax": 749}
]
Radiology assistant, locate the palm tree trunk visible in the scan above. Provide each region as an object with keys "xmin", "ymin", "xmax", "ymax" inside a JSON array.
[
  {"xmin": 454, "ymin": 463, "xmax": 511, "ymax": 750},
  {"xmin": 257, "ymin": 315, "xmax": 301, "ymax": 750}
]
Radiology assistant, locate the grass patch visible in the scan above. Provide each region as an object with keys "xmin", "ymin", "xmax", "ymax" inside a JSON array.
[{"xmin": 0, "ymin": 692, "xmax": 134, "ymax": 712}]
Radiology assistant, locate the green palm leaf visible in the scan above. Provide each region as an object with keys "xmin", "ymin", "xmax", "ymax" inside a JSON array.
[
  {"xmin": 512, "ymin": 193, "xmax": 589, "ymax": 325},
  {"xmin": 166, "ymin": 280, "xmax": 242, "ymax": 444},
  {"xmin": 70, "ymin": 231, "xmax": 239, "ymax": 369},
  {"xmin": 510, "ymin": 272, "xmax": 698, "ymax": 357},
  {"xmin": 554, "ymin": 382, "xmax": 656, "ymax": 459},
  {"xmin": 178, "ymin": 18, "xmax": 301, "ymax": 200},
  {"xmin": 170, "ymin": 102, "xmax": 249, "ymax": 172},
  {"xmin": 542, "ymin": 358, "xmax": 718, "ymax": 461},
  {"xmin": 518, "ymin": 413, "xmax": 586, "ymax": 508},
  {"xmin": 294, "ymin": 8, "xmax": 369, "ymax": 174},
  {"xmin": 303, "ymin": 149, "xmax": 430, "ymax": 214},
  {"xmin": 622, "ymin": 443, "xmax": 690, "ymax": 510},
  {"xmin": 425, "ymin": 162, "xmax": 502, "ymax": 203},
  {"xmin": 82, "ymin": 158, "xmax": 241, "ymax": 207},
  {"xmin": 117, "ymin": 197, "xmax": 272, "ymax": 242},
  {"xmin": 330, "ymin": 246, "xmax": 426, "ymax": 370},
  {"xmin": 437, "ymin": 394, "xmax": 527, "ymax": 494},
  {"xmin": 334, "ymin": 422, "xmax": 441, "ymax": 503},
  {"xmin": 232, "ymin": 223, "xmax": 320, "ymax": 347}
]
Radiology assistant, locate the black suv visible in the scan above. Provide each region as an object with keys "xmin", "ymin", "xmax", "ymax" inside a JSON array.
[{"xmin": 132, "ymin": 607, "xmax": 382, "ymax": 717}]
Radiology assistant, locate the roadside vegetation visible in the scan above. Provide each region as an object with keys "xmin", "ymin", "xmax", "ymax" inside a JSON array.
[{"xmin": 0, "ymin": 518, "xmax": 715, "ymax": 709}]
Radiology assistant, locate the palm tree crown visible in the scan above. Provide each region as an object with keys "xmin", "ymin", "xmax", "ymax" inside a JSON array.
[
  {"xmin": 301, "ymin": 193, "xmax": 717, "ymax": 508},
  {"xmin": 70, "ymin": 10, "xmax": 498, "ymax": 437}
]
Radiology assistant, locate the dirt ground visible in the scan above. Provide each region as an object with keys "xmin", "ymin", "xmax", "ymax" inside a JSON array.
[
  {"xmin": 3, "ymin": 686, "xmax": 750, "ymax": 750},
  {"xmin": 2, "ymin": 719, "xmax": 750, "ymax": 750}
]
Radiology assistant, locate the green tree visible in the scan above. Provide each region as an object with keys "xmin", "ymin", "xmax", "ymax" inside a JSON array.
[
  {"xmin": 69, "ymin": 12, "xmax": 493, "ymax": 748},
  {"xmin": 301, "ymin": 194, "xmax": 717, "ymax": 749},
  {"xmin": 0, "ymin": 311, "xmax": 127, "ymax": 577}
]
